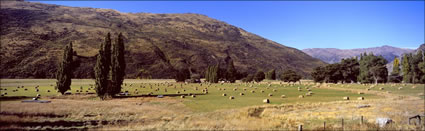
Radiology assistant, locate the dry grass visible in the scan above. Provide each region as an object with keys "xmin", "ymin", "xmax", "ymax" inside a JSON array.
[{"xmin": 1, "ymin": 81, "xmax": 424, "ymax": 130}]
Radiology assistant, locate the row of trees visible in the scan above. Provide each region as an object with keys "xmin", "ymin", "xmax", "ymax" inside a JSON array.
[
  {"xmin": 311, "ymin": 51, "xmax": 425, "ymax": 84},
  {"xmin": 56, "ymin": 33, "xmax": 126, "ymax": 99},
  {"xmin": 94, "ymin": 33, "xmax": 126, "ymax": 99},
  {"xmin": 400, "ymin": 50, "xmax": 425, "ymax": 83}
]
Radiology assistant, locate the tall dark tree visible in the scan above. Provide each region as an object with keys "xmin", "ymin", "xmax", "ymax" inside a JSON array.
[
  {"xmin": 254, "ymin": 70, "xmax": 265, "ymax": 82},
  {"xmin": 280, "ymin": 69, "xmax": 302, "ymax": 83},
  {"xmin": 402, "ymin": 54, "xmax": 412, "ymax": 83},
  {"xmin": 94, "ymin": 33, "xmax": 112, "ymax": 99},
  {"xmin": 410, "ymin": 50, "xmax": 424, "ymax": 83},
  {"xmin": 110, "ymin": 33, "xmax": 126, "ymax": 96},
  {"xmin": 266, "ymin": 69, "xmax": 276, "ymax": 80},
  {"xmin": 225, "ymin": 56, "xmax": 237, "ymax": 83},
  {"xmin": 175, "ymin": 68, "xmax": 190, "ymax": 82},
  {"xmin": 56, "ymin": 42, "xmax": 74, "ymax": 94},
  {"xmin": 205, "ymin": 64, "xmax": 219, "ymax": 83}
]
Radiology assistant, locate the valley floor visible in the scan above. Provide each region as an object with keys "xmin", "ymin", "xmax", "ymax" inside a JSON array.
[{"xmin": 0, "ymin": 79, "xmax": 424, "ymax": 130}]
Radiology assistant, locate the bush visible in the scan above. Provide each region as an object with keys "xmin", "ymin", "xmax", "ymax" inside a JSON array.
[
  {"xmin": 388, "ymin": 74, "xmax": 402, "ymax": 83},
  {"xmin": 241, "ymin": 74, "xmax": 254, "ymax": 83},
  {"xmin": 280, "ymin": 69, "xmax": 302, "ymax": 83},
  {"xmin": 254, "ymin": 71, "xmax": 265, "ymax": 82}
]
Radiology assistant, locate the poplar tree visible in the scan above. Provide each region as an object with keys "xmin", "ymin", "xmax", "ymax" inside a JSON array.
[
  {"xmin": 94, "ymin": 33, "xmax": 112, "ymax": 99},
  {"xmin": 392, "ymin": 57, "xmax": 400, "ymax": 75},
  {"xmin": 110, "ymin": 33, "xmax": 126, "ymax": 96},
  {"xmin": 402, "ymin": 54, "xmax": 412, "ymax": 83},
  {"xmin": 225, "ymin": 56, "xmax": 237, "ymax": 83},
  {"xmin": 56, "ymin": 42, "xmax": 74, "ymax": 94}
]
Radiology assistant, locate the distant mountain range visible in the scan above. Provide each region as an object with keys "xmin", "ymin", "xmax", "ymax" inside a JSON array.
[{"xmin": 302, "ymin": 45, "xmax": 418, "ymax": 64}]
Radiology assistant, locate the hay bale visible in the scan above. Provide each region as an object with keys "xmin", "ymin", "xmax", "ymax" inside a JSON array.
[
  {"xmin": 261, "ymin": 90, "xmax": 264, "ymax": 93},
  {"xmin": 229, "ymin": 96, "xmax": 234, "ymax": 99},
  {"xmin": 263, "ymin": 99, "xmax": 270, "ymax": 103},
  {"xmin": 233, "ymin": 88, "xmax": 237, "ymax": 91},
  {"xmin": 240, "ymin": 93, "xmax": 244, "ymax": 96},
  {"xmin": 379, "ymin": 87, "xmax": 384, "ymax": 90},
  {"xmin": 398, "ymin": 87, "xmax": 403, "ymax": 90},
  {"xmin": 273, "ymin": 89, "xmax": 277, "ymax": 92},
  {"xmin": 36, "ymin": 89, "xmax": 39, "ymax": 92},
  {"xmin": 268, "ymin": 93, "xmax": 273, "ymax": 97},
  {"xmin": 299, "ymin": 95, "xmax": 304, "ymax": 98},
  {"xmin": 306, "ymin": 92, "xmax": 311, "ymax": 96},
  {"xmin": 47, "ymin": 90, "xmax": 50, "ymax": 92},
  {"xmin": 358, "ymin": 92, "xmax": 364, "ymax": 94},
  {"xmin": 343, "ymin": 96, "xmax": 350, "ymax": 100},
  {"xmin": 357, "ymin": 97, "xmax": 364, "ymax": 100},
  {"xmin": 281, "ymin": 95, "xmax": 286, "ymax": 98},
  {"xmin": 222, "ymin": 93, "xmax": 227, "ymax": 96},
  {"xmin": 176, "ymin": 91, "xmax": 180, "ymax": 94},
  {"xmin": 181, "ymin": 95, "xmax": 185, "ymax": 98},
  {"xmin": 366, "ymin": 88, "xmax": 370, "ymax": 91},
  {"xmin": 243, "ymin": 88, "xmax": 247, "ymax": 91},
  {"xmin": 191, "ymin": 95, "xmax": 196, "ymax": 98}
]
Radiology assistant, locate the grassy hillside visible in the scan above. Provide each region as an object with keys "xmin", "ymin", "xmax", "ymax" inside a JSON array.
[{"xmin": 0, "ymin": 1, "xmax": 325, "ymax": 79}]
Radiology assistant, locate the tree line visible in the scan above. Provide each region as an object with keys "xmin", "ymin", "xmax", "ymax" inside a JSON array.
[{"xmin": 311, "ymin": 51, "xmax": 425, "ymax": 84}]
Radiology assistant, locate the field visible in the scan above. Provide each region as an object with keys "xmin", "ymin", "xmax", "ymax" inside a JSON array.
[{"xmin": 0, "ymin": 79, "xmax": 424, "ymax": 130}]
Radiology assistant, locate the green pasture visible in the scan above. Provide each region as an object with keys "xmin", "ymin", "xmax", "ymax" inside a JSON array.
[
  {"xmin": 327, "ymin": 83, "xmax": 425, "ymax": 99},
  {"xmin": 2, "ymin": 79, "xmax": 423, "ymax": 112}
]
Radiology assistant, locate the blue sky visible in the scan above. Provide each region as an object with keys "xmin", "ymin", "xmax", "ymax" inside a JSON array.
[{"xmin": 35, "ymin": 1, "xmax": 424, "ymax": 50}]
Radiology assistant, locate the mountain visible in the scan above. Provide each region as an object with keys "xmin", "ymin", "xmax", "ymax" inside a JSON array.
[
  {"xmin": 302, "ymin": 45, "xmax": 415, "ymax": 64},
  {"xmin": 416, "ymin": 43, "xmax": 425, "ymax": 53},
  {"xmin": 0, "ymin": 1, "xmax": 326, "ymax": 79}
]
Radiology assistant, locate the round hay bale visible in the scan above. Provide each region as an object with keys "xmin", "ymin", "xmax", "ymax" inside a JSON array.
[
  {"xmin": 263, "ymin": 99, "xmax": 270, "ymax": 103},
  {"xmin": 379, "ymin": 87, "xmax": 384, "ymax": 90},
  {"xmin": 281, "ymin": 95, "xmax": 286, "ymax": 98},
  {"xmin": 357, "ymin": 97, "xmax": 364, "ymax": 100},
  {"xmin": 273, "ymin": 89, "xmax": 277, "ymax": 92},
  {"xmin": 306, "ymin": 93, "xmax": 311, "ymax": 96},
  {"xmin": 343, "ymin": 96, "xmax": 350, "ymax": 100},
  {"xmin": 191, "ymin": 95, "xmax": 196, "ymax": 98},
  {"xmin": 181, "ymin": 95, "xmax": 185, "ymax": 98},
  {"xmin": 36, "ymin": 94, "xmax": 41, "ymax": 97},
  {"xmin": 358, "ymin": 92, "xmax": 364, "ymax": 94},
  {"xmin": 268, "ymin": 93, "xmax": 273, "ymax": 97},
  {"xmin": 233, "ymin": 88, "xmax": 237, "ymax": 91},
  {"xmin": 299, "ymin": 95, "xmax": 304, "ymax": 98},
  {"xmin": 243, "ymin": 88, "xmax": 247, "ymax": 91},
  {"xmin": 261, "ymin": 90, "xmax": 264, "ymax": 93},
  {"xmin": 36, "ymin": 89, "xmax": 39, "ymax": 92},
  {"xmin": 47, "ymin": 90, "xmax": 50, "ymax": 92},
  {"xmin": 240, "ymin": 93, "xmax": 244, "ymax": 96},
  {"xmin": 251, "ymin": 90, "xmax": 255, "ymax": 93},
  {"xmin": 222, "ymin": 93, "xmax": 227, "ymax": 96},
  {"xmin": 366, "ymin": 88, "xmax": 370, "ymax": 91},
  {"xmin": 176, "ymin": 91, "xmax": 180, "ymax": 94},
  {"xmin": 398, "ymin": 87, "xmax": 403, "ymax": 90},
  {"xmin": 229, "ymin": 96, "xmax": 234, "ymax": 99},
  {"xmin": 183, "ymin": 89, "xmax": 186, "ymax": 92}
]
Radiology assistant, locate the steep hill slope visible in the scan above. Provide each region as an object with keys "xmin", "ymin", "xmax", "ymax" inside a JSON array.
[
  {"xmin": 0, "ymin": 1, "xmax": 325, "ymax": 79},
  {"xmin": 302, "ymin": 45, "xmax": 415, "ymax": 64}
]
